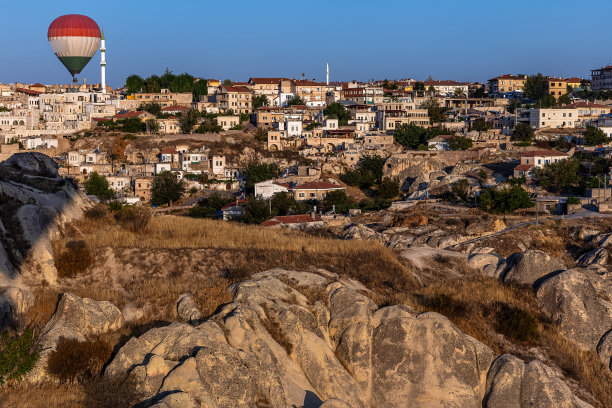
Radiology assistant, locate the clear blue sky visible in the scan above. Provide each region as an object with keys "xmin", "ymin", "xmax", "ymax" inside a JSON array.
[{"xmin": 2, "ymin": 0, "xmax": 611, "ymax": 87}]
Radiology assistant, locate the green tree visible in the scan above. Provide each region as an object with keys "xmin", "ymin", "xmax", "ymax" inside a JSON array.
[
  {"xmin": 196, "ymin": 118, "xmax": 222, "ymax": 134},
  {"xmin": 125, "ymin": 75, "xmax": 145, "ymax": 94},
  {"xmin": 523, "ymin": 74, "xmax": 548, "ymax": 101},
  {"xmin": 512, "ymin": 123, "xmax": 534, "ymax": 142},
  {"xmin": 447, "ymin": 136, "xmax": 473, "ymax": 150},
  {"xmin": 378, "ymin": 177, "xmax": 400, "ymax": 199},
  {"xmin": 255, "ymin": 128, "xmax": 268, "ymax": 142},
  {"xmin": 193, "ymin": 79, "xmax": 208, "ymax": 102},
  {"xmin": 534, "ymin": 158, "xmax": 580, "ymax": 193},
  {"xmin": 584, "ymin": 126, "xmax": 608, "ymax": 146},
  {"xmin": 120, "ymin": 117, "xmax": 146, "ymax": 133},
  {"xmin": 286, "ymin": 95, "xmax": 306, "ymax": 106},
  {"xmin": 244, "ymin": 163, "xmax": 280, "ymax": 193},
  {"xmin": 139, "ymin": 102, "xmax": 162, "ymax": 116},
  {"xmin": 179, "ymin": 109, "xmax": 199, "ymax": 134},
  {"xmin": 413, "ymin": 82, "xmax": 425, "ymax": 91},
  {"xmin": 421, "ymin": 98, "xmax": 447, "ymax": 123},
  {"xmin": 253, "ymin": 95, "xmax": 269, "ymax": 109},
  {"xmin": 222, "ymin": 79, "xmax": 232, "ymax": 86},
  {"xmin": 242, "ymin": 196, "xmax": 270, "ymax": 224},
  {"xmin": 321, "ymin": 190, "xmax": 356, "ymax": 214},
  {"xmin": 358, "ymin": 155, "xmax": 385, "ymax": 183},
  {"xmin": 558, "ymin": 93, "xmax": 571, "ymax": 105},
  {"xmin": 479, "ymin": 185, "xmax": 533, "ymax": 213},
  {"xmin": 0, "ymin": 329, "xmax": 40, "ymax": 385},
  {"xmin": 323, "ymin": 103, "xmax": 351, "ymax": 126},
  {"xmin": 471, "ymin": 118, "xmax": 490, "ymax": 132},
  {"xmin": 150, "ymin": 171, "xmax": 185, "ymax": 206},
  {"xmin": 454, "ymin": 88, "xmax": 465, "ymax": 97},
  {"xmin": 271, "ymin": 192, "xmax": 297, "ymax": 216},
  {"xmin": 85, "ymin": 172, "xmax": 113, "ymax": 199},
  {"xmin": 145, "ymin": 75, "xmax": 162, "ymax": 93},
  {"xmin": 146, "ymin": 119, "xmax": 160, "ymax": 134},
  {"xmin": 394, "ymin": 123, "xmax": 427, "ymax": 149}
]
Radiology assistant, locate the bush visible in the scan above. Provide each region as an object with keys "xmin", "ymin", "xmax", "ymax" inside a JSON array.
[
  {"xmin": 479, "ymin": 185, "xmax": 533, "ymax": 214},
  {"xmin": 115, "ymin": 206, "xmax": 151, "ymax": 233},
  {"xmin": 108, "ymin": 201, "xmax": 124, "ymax": 212},
  {"xmin": 47, "ymin": 337, "xmax": 113, "ymax": 383},
  {"xmin": 188, "ymin": 206, "xmax": 217, "ymax": 218},
  {"xmin": 84, "ymin": 205, "xmax": 109, "ymax": 220},
  {"xmin": 495, "ymin": 304, "xmax": 540, "ymax": 342},
  {"xmin": 378, "ymin": 177, "xmax": 400, "ymax": 199},
  {"xmin": 150, "ymin": 171, "xmax": 185, "ymax": 206},
  {"xmin": 0, "ymin": 329, "xmax": 40, "ymax": 385},
  {"xmin": 83, "ymin": 376, "xmax": 144, "ymax": 408},
  {"xmin": 121, "ymin": 133, "xmax": 137, "ymax": 140},
  {"xmin": 567, "ymin": 196, "xmax": 581, "ymax": 205},
  {"xmin": 55, "ymin": 240, "xmax": 94, "ymax": 278}
]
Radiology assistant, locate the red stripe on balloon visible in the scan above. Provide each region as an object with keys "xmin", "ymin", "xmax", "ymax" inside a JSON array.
[{"xmin": 47, "ymin": 14, "xmax": 101, "ymax": 39}]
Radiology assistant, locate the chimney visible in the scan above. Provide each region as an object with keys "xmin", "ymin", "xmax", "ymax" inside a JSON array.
[{"xmin": 311, "ymin": 205, "xmax": 317, "ymax": 219}]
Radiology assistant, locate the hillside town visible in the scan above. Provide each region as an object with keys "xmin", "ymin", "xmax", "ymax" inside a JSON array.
[{"xmin": 2, "ymin": 66, "xmax": 612, "ymax": 224}]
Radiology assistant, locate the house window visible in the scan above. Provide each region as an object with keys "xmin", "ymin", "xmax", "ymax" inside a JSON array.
[{"xmin": 299, "ymin": 193, "xmax": 305, "ymax": 198}]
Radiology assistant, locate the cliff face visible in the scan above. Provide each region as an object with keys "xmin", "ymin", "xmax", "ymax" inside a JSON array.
[{"xmin": 0, "ymin": 153, "xmax": 88, "ymax": 326}]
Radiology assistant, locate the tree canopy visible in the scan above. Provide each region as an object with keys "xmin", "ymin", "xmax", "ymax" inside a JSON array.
[
  {"xmin": 125, "ymin": 69, "xmax": 207, "ymax": 102},
  {"xmin": 286, "ymin": 96, "xmax": 306, "ymax": 106},
  {"xmin": 179, "ymin": 109, "xmax": 199, "ymax": 134},
  {"xmin": 421, "ymin": 98, "xmax": 447, "ymax": 123},
  {"xmin": 253, "ymin": 95, "xmax": 269, "ymax": 109},
  {"xmin": 323, "ymin": 103, "xmax": 351, "ymax": 126},
  {"xmin": 512, "ymin": 123, "xmax": 534, "ymax": 142},
  {"xmin": 447, "ymin": 136, "xmax": 473, "ymax": 151},
  {"xmin": 584, "ymin": 126, "xmax": 608, "ymax": 146},
  {"xmin": 523, "ymin": 74, "xmax": 548, "ymax": 101},
  {"xmin": 244, "ymin": 163, "xmax": 280, "ymax": 194},
  {"xmin": 150, "ymin": 171, "xmax": 185, "ymax": 206},
  {"xmin": 479, "ymin": 186, "xmax": 533, "ymax": 214},
  {"xmin": 534, "ymin": 158, "xmax": 580, "ymax": 193},
  {"xmin": 394, "ymin": 123, "xmax": 447, "ymax": 149},
  {"xmin": 85, "ymin": 172, "xmax": 113, "ymax": 199}
]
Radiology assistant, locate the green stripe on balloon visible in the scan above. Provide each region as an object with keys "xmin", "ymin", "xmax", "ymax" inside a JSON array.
[{"xmin": 57, "ymin": 56, "xmax": 93, "ymax": 75}]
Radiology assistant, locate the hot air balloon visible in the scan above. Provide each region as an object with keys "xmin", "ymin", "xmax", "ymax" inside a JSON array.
[{"xmin": 48, "ymin": 14, "xmax": 101, "ymax": 83}]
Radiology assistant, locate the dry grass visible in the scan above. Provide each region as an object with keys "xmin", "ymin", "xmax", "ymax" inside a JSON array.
[
  {"xmin": 386, "ymin": 269, "xmax": 612, "ymax": 408},
  {"xmin": 0, "ymin": 383, "xmax": 85, "ymax": 408}
]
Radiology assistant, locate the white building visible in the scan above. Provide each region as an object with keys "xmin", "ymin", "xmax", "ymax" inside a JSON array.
[
  {"xmin": 513, "ymin": 149, "xmax": 569, "ymax": 178},
  {"xmin": 254, "ymin": 179, "xmax": 290, "ymax": 199},
  {"xmin": 528, "ymin": 108, "xmax": 579, "ymax": 129}
]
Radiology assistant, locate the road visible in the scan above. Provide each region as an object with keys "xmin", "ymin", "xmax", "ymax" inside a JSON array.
[{"xmin": 449, "ymin": 210, "xmax": 612, "ymax": 249}]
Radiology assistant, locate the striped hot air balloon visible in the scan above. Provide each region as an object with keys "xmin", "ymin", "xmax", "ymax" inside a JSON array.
[{"xmin": 48, "ymin": 14, "xmax": 101, "ymax": 82}]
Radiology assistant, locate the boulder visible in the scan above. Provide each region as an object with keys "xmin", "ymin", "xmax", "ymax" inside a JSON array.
[
  {"xmin": 342, "ymin": 224, "xmax": 380, "ymax": 241},
  {"xmin": 176, "ymin": 293, "xmax": 201, "ymax": 323},
  {"xmin": 484, "ymin": 354, "xmax": 593, "ymax": 408},
  {"xmin": 596, "ymin": 233, "xmax": 612, "ymax": 248},
  {"xmin": 29, "ymin": 293, "xmax": 124, "ymax": 382},
  {"xmin": 502, "ymin": 250, "xmax": 565, "ymax": 286},
  {"xmin": 577, "ymin": 247, "xmax": 609, "ymax": 266},
  {"xmin": 596, "ymin": 330, "xmax": 612, "ymax": 370},
  {"xmin": 468, "ymin": 252, "xmax": 503, "ymax": 277},
  {"xmin": 536, "ymin": 267, "xmax": 612, "ymax": 351}
]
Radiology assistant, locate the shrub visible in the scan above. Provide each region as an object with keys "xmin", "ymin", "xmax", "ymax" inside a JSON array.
[
  {"xmin": 55, "ymin": 240, "xmax": 94, "ymax": 278},
  {"xmin": 418, "ymin": 293, "xmax": 468, "ymax": 318},
  {"xmin": 0, "ymin": 329, "xmax": 40, "ymax": 385},
  {"xmin": 378, "ymin": 177, "xmax": 400, "ymax": 199},
  {"xmin": 84, "ymin": 205, "xmax": 108, "ymax": 220},
  {"xmin": 495, "ymin": 303, "xmax": 540, "ymax": 342},
  {"xmin": 567, "ymin": 196, "xmax": 581, "ymax": 205},
  {"xmin": 83, "ymin": 376, "xmax": 144, "ymax": 408},
  {"xmin": 108, "ymin": 201, "xmax": 124, "ymax": 212},
  {"xmin": 47, "ymin": 337, "xmax": 113, "ymax": 383},
  {"xmin": 115, "ymin": 206, "xmax": 151, "ymax": 233}
]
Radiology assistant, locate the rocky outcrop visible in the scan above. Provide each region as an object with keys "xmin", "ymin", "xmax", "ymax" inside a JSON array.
[
  {"xmin": 501, "ymin": 250, "xmax": 565, "ymax": 287},
  {"xmin": 597, "ymin": 330, "xmax": 612, "ymax": 370},
  {"xmin": 577, "ymin": 247, "xmax": 609, "ymax": 266},
  {"xmin": 176, "ymin": 293, "xmax": 201, "ymax": 324},
  {"xmin": 105, "ymin": 269, "xmax": 589, "ymax": 408},
  {"xmin": 536, "ymin": 267, "xmax": 612, "ymax": 351},
  {"xmin": 484, "ymin": 355, "xmax": 592, "ymax": 408},
  {"xmin": 30, "ymin": 293, "xmax": 124, "ymax": 382}
]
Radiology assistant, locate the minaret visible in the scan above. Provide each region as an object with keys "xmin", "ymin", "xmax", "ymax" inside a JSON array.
[
  {"xmin": 100, "ymin": 29, "xmax": 106, "ymax": 94},
  {"xmin": 326, "ymin": 62, "xmax": 329, "ymax": 85}
]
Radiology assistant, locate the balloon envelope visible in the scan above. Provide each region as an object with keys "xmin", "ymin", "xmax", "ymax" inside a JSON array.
[{"xmin": 48, "ymin": 14, "xmax": 101, "ymax": 78}]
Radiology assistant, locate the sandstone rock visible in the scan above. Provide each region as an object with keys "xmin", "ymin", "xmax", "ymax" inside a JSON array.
[
  {"xmin": 502, "ymin": 250, "xmax": 565, "ymax": 286},
  {"xmin": 578, "ymin": 227, "xmax": 600, "ymax": 241},
  {"xmin": 484, "ymin": 354, "xmax": 593, "ymax": 408},
  {"xmin": 596, "ymin": 233, "xmax": 612, "ymax": 248},
  {"xmin": 104, "ymin": 269, "xmax": 589, "ymax": 408},
  {"xmin": 596, "ymin": 330, "xmax": 612, "ymax": 370},
  {"xmin": 370, "ymin": 307, "xmax": 495, "ymax": 407},
  {"xmin": 577, "ymin": 247, "xmax": 609, "ymax": 266},
  {"xmin": 468, "ymin": 252, "xmax": 503, "ymax": 276},
  {"xmin": 342, "ymin": 224, "xmax": 380, "ymax": 241},
  {"xmin": 537, "ymin": 267, "xmax": 612, "ymax": 351},
  {"xmin": 176, "ymin": 293, "xmax": 201, "ymax": 323},
  {"xmin": 122, "ymin": 303, "xmax": 144, "ymax": 323},
  {"xmin": 27, "ymin": 293, "xmax": 124, "ymax": 382}
]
